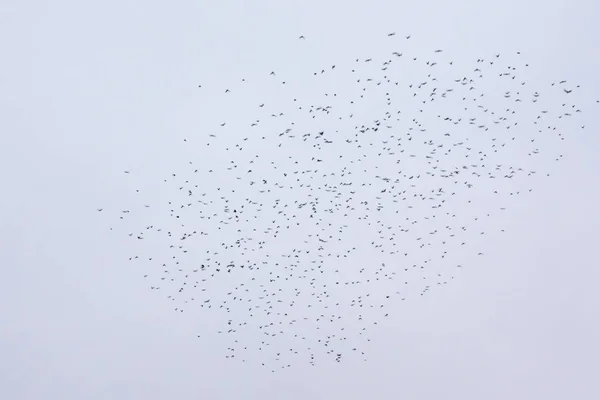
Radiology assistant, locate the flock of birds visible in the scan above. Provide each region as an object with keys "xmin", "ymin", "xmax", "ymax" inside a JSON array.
[{"xmin": 100, "ymin": 34, "xmax": 594, "ymax": 371}]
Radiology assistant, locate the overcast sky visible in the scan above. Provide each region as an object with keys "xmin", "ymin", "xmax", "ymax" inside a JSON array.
[{"xmin": 2, "ymin": 0, "xmax": 600, "ymax": 399}]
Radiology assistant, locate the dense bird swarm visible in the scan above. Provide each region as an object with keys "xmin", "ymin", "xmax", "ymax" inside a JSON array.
[{"xmin": 101, "ymin": 34, "xmax": 593, "ymax": 371}]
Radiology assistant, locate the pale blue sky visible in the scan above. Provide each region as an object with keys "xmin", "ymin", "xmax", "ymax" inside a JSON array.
[{"xmin": 1, "ymin": 0, "xmax": 600, "ymax": 399}]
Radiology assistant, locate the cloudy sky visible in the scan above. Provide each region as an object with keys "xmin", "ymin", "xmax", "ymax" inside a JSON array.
[{"xmin": 2, "ymin": 0, "xmax": 600, "ymax": 399}]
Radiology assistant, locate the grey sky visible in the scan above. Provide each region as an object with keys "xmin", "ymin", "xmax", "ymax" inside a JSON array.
[{"xmin": 2, "ymin": 0, "xmax": 600, "ymax": 399}]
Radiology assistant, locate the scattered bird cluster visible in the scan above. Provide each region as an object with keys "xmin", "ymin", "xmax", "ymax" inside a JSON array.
[{"xmin": 101, "ymin": 34, "xmax": 593, "ymax": 371}]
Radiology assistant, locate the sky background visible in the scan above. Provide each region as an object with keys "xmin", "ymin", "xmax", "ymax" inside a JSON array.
[{"xmin": 2, "ymin": 0, "xmax": 600, "ymax": 399}]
